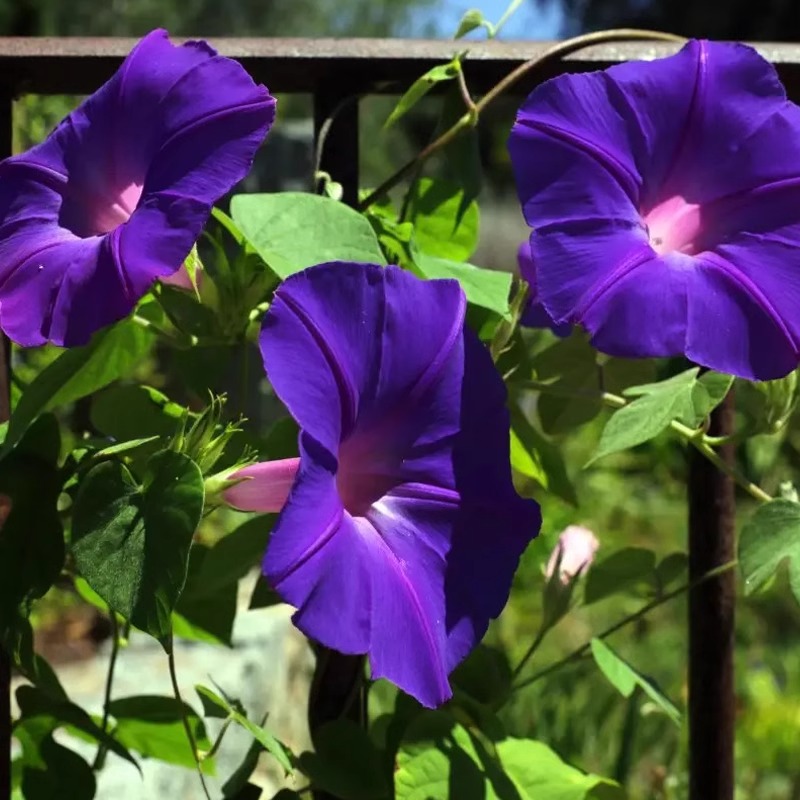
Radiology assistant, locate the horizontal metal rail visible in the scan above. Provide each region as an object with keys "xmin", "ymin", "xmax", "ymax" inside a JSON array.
[{"xmin": 0, "ymin": 37, "xmax": 800, "ymax": 96}]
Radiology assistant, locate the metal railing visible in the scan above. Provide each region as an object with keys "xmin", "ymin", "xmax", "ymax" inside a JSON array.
[{"xmin": 2, "ymin": 34, "xmax": 795, "ymax": 800}]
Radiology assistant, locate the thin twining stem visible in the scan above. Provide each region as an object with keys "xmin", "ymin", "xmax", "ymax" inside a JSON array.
[
  {"xmin": 510, "ymin": 624, "xmax": 548, "ymax": 682},
  {"xmin": 511, "ymin": 559, "xmax": 738, "ymax": 693},
  {"xmin": 523, "ymin": 380, "xmax": 773, "ymax": 504},
  {"xmin": 92, "ymin": 612, "xmax": 121, "ymax": 771},
  {"xmin": 167, "ymin": 645, "xmax": 213, "ymax": 800},
  {"xmin": 358, "ymin": 28, "xmax": 685, "ymax": 212}
]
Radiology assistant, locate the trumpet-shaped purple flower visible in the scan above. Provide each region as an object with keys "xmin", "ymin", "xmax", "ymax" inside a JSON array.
[
  {"xmin": 0, "ymin": 30, "xmax": 275, "ymax": 347},
  {"xmin": 509, "ymin": 40, "xmax": 800, "ymax": 380},
  {"xmin": 226, "ymin": 261, "xmax": 540, "ymax": 707}
]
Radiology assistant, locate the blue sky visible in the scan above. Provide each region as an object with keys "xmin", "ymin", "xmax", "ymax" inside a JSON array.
[{"xmin": 415, "ymin": 0, "xmax": 564, "ymax": 39}]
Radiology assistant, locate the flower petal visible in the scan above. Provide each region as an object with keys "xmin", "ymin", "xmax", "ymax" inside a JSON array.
[
  {"xmin": 259, "ymin": 262, "xmax": 466, "ymax": 456},
  {"xmin": 517, "ymin": 241, "xmax": 572, "ymax": 336},
  {"xmin": 684, "ymin": 251, "xmax": 799, "ymax": 380},
  {"xmin": 509, "ymin": 40, "xmax": 800, "ymax": 378},
  {"xmin": 260, "ymin": 264, "xmax": 541, "ymax": 706},
  {"xmin": 0, "ymin": 29, "xmax": 275, "ymax": 347},
  {"xmin": 0, "ymin": 231, "xmax": 128, "ymax": 347}
]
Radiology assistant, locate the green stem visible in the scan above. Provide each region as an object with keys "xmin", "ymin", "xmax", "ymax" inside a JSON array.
[
  {"xmin": 203, "ymin": 716, "xmax": 234, "ymax": 762},
  {"xmin": 602, "ymin": 390, "xmax": 772, "ymax": 504},
  {"xmin": 92, "ymin": 612, "xmax": 121, "ymax": 771},
  {"xmin": 510, "ymin": 624, "xmax": 548, "ymax": 682},
  {"xmin": 522, "ymin": 380, "xmax": 773, "ymax": 504},
  {"xmin": 167, "ymin": 644, "xmax": 212, "ymax": 800},
  {"xmin": 492, "ymin": 0, "xmax": 524, "ymax": 38},
  {"xmin": 131, "ymin": 313, "xmax": 196, "ymax": 348},
  {"xmin": 359, "ymin": 29, "xmax": 684, "ymax": 211},
  {"xmin": 456, "ymin": 65, "xmax": 477, "ymax": 118},
  {"xmin": 511, "ymin": 560, "xmax": 737, "ymax": 693}
]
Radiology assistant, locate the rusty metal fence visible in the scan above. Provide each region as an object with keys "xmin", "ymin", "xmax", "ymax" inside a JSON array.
[{"xmin": 1, "ymin": 34, "xmax": 798, "ymax": 800}]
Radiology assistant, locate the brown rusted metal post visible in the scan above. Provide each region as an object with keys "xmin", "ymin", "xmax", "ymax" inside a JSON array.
[
  {"xmin": 687, "ymin": 391, "xmax": 736, "ymax": 800},
  {"xmin": 0, "ymin": 88, "xmax": 12, "ymax": 800}
]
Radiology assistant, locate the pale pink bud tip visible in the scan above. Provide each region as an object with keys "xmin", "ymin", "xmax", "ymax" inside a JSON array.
[
  {"xmin": 545, "ymin": 525, "xmax": 600, "ymax": 585},
  {"xmin": 161, "ymin": 263, "xmax": 201, "ymax": 292},
  {"xmin": 222, "ymin": 458, "xmax": 301, "ymax": 513}
]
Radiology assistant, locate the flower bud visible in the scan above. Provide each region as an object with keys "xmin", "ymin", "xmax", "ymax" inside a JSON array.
[{"xmin": 545, "ymin": 525, "xmax": 599, "ymax": 585}]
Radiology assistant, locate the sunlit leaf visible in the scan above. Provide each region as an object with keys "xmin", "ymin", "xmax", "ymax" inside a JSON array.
[
  {"xmin": 740, "ymin": 499, "xmax": 800, "ymax": 603},
  {"xmin": 384, "ymin": 60, "xmax": 462, "ymax": 128},
  {"xmin": 231, "ymin": 193, "xmax": 385, "ymax": 279},
  {"xmin": 72, "ymin": 450, "xmax": 204, "ymax": 648},
  {"xmin": 590, "ymin": 638, "xmax": 680, "ymax": 724}
]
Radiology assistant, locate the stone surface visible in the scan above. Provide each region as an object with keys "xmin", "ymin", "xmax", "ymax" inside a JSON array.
[{"xmin": 13, "ymin": 574, "xmax": 314, "ymax": 799}]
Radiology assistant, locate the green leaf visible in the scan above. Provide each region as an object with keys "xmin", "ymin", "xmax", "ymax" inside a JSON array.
[
  {"xmin": 4, "ymin": 319, "xmax": 153, "ymax": 454},
  {"xmin": 3, "ymin": 619, "xmax": 66, "ymax": 701},
  {"xmin": 395, "ymin": 713, "xmax": 486, "ymax": 800},
  {"xmin": 91, "ymin": 385, "xmax": 187, "ymax": 443},
  {"xmin": 299, "ymin": 718, "xmax": 388, "ymax": 800},
  {"xmin": 692, "ymin": 371, "xmax": 734, "ymax": 422},
  {"xmin": 590, "ymin": 639, "xmax": 680, "ymax": 724},
  {"xmin": 107, "ymin": 695, "xmax": 213, "ymax": 773},
  {"xmin": 0, "ymin": 421, "xmax": 64, "ymax": 629},
  {"xmin": 495, "ymin": 738, "xmax": 624, "ymax": 800},
  {"xmin": 656, "ymin": 552, "xmax": 688, "ymax": 590},
  {"xmin": 249, "ymin": 576, "xmax": 282, "ymax": 610},
  {"xmin": 72, "ymin": 450, "xmax": 205, "ymax": 647},
  {"xmin": 454, "ymin": 9, "xmax": 493, "ymax": 38},
  {"xmin": 395, "ymin": 711, "xmax": 620, "ymax": 800},
  {"xmin": 20, "ymin": 736, "xmax": 96, "ymax": 800},
  {"xmin": 590, "ymin": 369, "xmax": 701, "ymax": 464},
  {"xmin": 509, "ymin": 400, "xmax": 577, "ymax": 506},
  {"xmin": 740, "ymin": 499, "xmax": 800, "ymax": 602},
  {"xmin": 384, "ymin": 60, "xmax": 461, "ymax": 128},
  {"xmin": 15, "ymin": 685, "xmax": 137, "ymax": 768},
  {"xmin": 601, "ymin": 357, "xmax": 657, "ymax": 397},
  {"xmin": 533, "ymin": 333, "xmax": 603, "ymax": 435},
  {"xmin": 621, "ymin": 368, "xmax": 700, "ymax": 399},
  {"xmin": 172, "ymin": 516, "xmax": 273, "ymax": 644},
  {"xmin": 196, "ymin": 685, "xmax": 293, "ymax": 773},
  {"xmin": 406, "ymin": 177, "xmax": 479, "ymax": 261},
  {"xmin": 222, "ymin": 737, "xmax": 263, "ymax": 799},
  {"xmin": 432, "ymin": 84, "xmax": 482, "ymax": 211},
  {"xmin": 450, "ymin": 645, "xmax": 511, "ymax": 708},
  {"xmin": 230, "ymin": 193, "xmax": 386, "ymax": 279},
  {"xmin": 413, "ymin": 252, "xmax": 511, "ymax": 319},
  {"xmin": 172, "ymin": 547, "xmax": 237, "ymax": 646},
  {"xmin": 584, "ymin": 548, "xmax": 657, "ymax": 605},
  {"xmin": 191, "ymin": 516, "xmax": 274, "ymax": 596}
]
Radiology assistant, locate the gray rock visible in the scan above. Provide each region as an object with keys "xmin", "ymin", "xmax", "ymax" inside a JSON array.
[{"xmin": 14, "ymin": 575, "xmax": 314, "ymax": 800}]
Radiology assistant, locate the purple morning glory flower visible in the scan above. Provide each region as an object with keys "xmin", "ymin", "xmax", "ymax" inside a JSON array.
[
  {"xmin": 225, "ymin": 261, "xmax": 540, "ymax": 708},
  {"xmin": 509, "ymin": 39, "xmax": 800, "ymax": 381},
  {"xmin": 518, "ymin": 241, "xmax": 571, "ymax": 337},
  {"xmin": 0, "ymin": 30, "xmax": 275, "ymax": 347}
]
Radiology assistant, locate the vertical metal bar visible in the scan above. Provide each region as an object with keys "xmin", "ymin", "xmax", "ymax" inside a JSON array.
[
  {"xmin": 313, "ymin": 78, "xmax": 360, "ymax": 208},
  {"xmin": 0, "ymin": 88, "xmax": 12, "ymax": 800},
  {"xmin": 309, "ymin": 80, "xmax": 363, "ymax": 800},
  {"xmin": 688, "ymin": 392, "xmax": 736, "ymax": 800}
]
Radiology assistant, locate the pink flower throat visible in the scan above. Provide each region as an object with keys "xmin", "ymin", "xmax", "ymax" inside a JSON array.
[{"xmin": 643, "ymin": 195, "xmax": 703, "ymax": 256}]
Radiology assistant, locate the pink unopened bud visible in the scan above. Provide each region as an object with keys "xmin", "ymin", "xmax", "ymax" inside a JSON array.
[
  {"xmin": 222, "ymin": 458, "xmax": 300, "ymax": 513},
  {"xmin": 161, "ymin": 263, "xmax": 202, "ymax": 292},
  {"xmin": 545, "ymin": 525, "xmax": 599, "ymax": 584}
]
